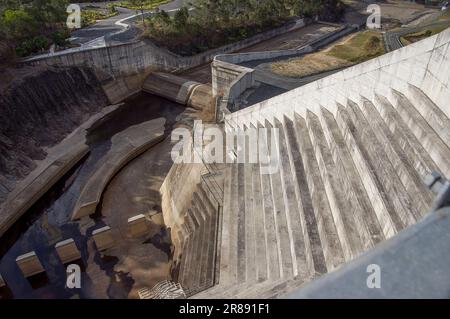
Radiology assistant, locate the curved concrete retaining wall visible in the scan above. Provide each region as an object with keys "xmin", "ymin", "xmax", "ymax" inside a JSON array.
[
  {"xmin": 187, "ymin": 84, "xmax": 214, "ymax": 111},
  {"xmin": 143, "ymin": 72, "xmax": 201, "ymax": 104},
  {"xmin": 143, "ymin": 72, "xmax": 214, "ymax": 111},
  {"xmin": 71, "ymin": 118, "xmax": 166, "ymax": 220},
  {"xmin": 25, "ymin": 18, "xmax": 307, "ymax": 78}
]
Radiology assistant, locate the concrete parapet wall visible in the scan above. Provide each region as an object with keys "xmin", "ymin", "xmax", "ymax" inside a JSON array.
[
  {"xmin": 71, "ymin": 118, "xmax": 166, "ymax": 220},
  {"xmin": 212, "ymin": 60, "xmax": 255, "ymax": 97},
  {"xmin": 26, "ymin": 18, "xmax": 307, "ymax": 78},
  {"xmin": 225, "ymin": 27, "xmax": 450, "ymax": 149}
]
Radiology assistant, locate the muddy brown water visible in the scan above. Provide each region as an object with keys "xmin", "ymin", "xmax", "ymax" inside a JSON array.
[{"xmin": 0, "ymin": 93, "xmax": 184, "ymax": 299}]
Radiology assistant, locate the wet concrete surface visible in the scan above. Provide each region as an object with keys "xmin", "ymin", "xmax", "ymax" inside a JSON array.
[{"xmin": 0, "ymin": 93, "xmax": 186, "ymax": 299}]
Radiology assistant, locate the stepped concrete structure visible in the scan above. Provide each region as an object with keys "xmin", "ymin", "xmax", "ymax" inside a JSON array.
[
  {"xmin": 168, "ymin": 27, "xmax": 450, "ymax": 298},
  {"xmin": 174, "ymin": 166, "xmax": 224, "ymax": 297}
]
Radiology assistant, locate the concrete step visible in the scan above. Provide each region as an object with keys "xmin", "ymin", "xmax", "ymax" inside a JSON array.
[
  {"xmin": 292, "ymin": 113, "xmax": 344, "ymax": 272},
  {"xmin": 248, "ymin": 131, "xmax": 269, "ymax": 282},
  {"xmin": 264, "ymin": 120, "xmax": 295, "ymax": 278},
  {"xmin": 226, "ymin": 163, "xmax": 239, "ymax": 285},
  {"xmin": 192, "ymin": 193, "xmax": 213, "ymax": 288},
  {"xmin": 180, "ymin": 226, "xmax": 195, "ymax": 288},
  {"xmin": 274, "ymin": 118, "xmax": 310, "ymax": 279},
  {"xmin": 346, "ymin": 99, "xmax": 419, "ymax": 228},
  {"xmin": 319, "ymin": 107, "xmax": 384, "ymax": 249},
  {"xmin": 305, "ymin": 110, "xmax": 365, "ymax": 261},
  {"xmin": 177, "ymin": 235, "xmax": 190, "ymax": 283},
  {"xmin": 204, "ymin": 202, "xmax": 218, "ymax": 288},
  {"xmin": 236, "ymin": 163, "xmax": 247, "ymax": 283},
  {"xmin": 188, "ymin": 85, "xmax": 445, "ymax": 298},
  {"xmin": 179, "ymin": 211, "xmax": 197, "ymax": 287},
  {"xmin": 235, "ymin": 275, "xmax": 310, "ymax": 299},
  {"xmin": 186, "ymin": 204, "xmax": 205, "ymax": 290},
  {"xmin": 391, "ymin": 89, "xmax": 450, "ymax": 178},
  {"xmin": 373, "ymin": 93, "xmax": 441, "ymax": 185},
  {"xmin": 185, "ymin": 211, "xmax": 195, "ymax": 235},
  {"xmin": 282, "ymin": 116, "xmax": 327, "ymax": 277},
  {"xmin": 335, "ymin": 103, "xmax": 404, "ymax": 238},
  {"xmin": 243, "ymin": 161, "xmax": 257, "ymax": 284},
  {"xmin": 407, "ymin": 84, "xmax": 450, "ymax": 150},
  {"xmin": 358, "ymin": 97, "xmax": 433, "ymax": 218},
  {"xmin": 257, "ymin": 122, "xmax": 282, "ymax": 280},
  {"xmin": 218, "ymin": 165, "xmax": 233, "ymax": 287}
]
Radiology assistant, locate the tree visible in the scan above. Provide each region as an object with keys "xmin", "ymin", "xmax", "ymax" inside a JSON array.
[
  {"xmin": 129, "ymin": 0, "xmax": 147, "ymax": 27},
  {"xmin": 173, "ymin": 6, "xmax": 189, "ymax": 31},
  {"xmin": 1, "ymin": 9, "xmax": 35, "ymax": 39}
]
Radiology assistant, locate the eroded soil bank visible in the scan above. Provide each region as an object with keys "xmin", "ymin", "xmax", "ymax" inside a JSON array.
[
  {"xmin": 0, "ymin": 92, "xmax": 193, "ymax": 299},
  {"xmin": 0, "ymin": 65, "xmax": 109, "ymax": 203}
]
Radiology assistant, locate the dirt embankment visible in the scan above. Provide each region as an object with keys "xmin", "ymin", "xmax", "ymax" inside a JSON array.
[{"xmin": 0, "ymin": 65, "xmax": 109, "ymax": 203}]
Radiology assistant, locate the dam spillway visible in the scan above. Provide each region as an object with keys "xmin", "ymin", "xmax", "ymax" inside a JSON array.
[{"xmin": 0, "ymin": 93, "xmax": 186, "ymax": 299}]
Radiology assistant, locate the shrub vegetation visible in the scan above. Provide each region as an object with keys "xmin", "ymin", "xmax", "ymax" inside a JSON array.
[{"xmin": 143, "ymin": 0, "xmax": 345, "ymax": 56}]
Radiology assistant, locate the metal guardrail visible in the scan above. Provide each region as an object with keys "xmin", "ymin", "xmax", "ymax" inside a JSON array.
[{"xmin": 424, "ymin": 172, "xmax": 450, "ymax": 210}]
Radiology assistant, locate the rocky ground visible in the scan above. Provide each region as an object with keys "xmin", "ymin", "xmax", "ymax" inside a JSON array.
[{"xmin": 0, "ymin": 66, "xmax": 109, "ymax": 203}]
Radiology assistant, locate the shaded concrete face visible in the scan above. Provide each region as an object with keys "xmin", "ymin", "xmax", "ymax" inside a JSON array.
[
  {"xmin": 127, "ymin": 215, "xmax": 150, "ymax": 238},
  {"xmin": 92, "ymin": 226, "xmax": 115, "ymax": 252},
  {"xmin": 16, "ymin": 252, "xmax": 45, "ymax": 278},
  {"xmin": 55, "ymin": 239, "xmax": 82, "ymax": 264}
]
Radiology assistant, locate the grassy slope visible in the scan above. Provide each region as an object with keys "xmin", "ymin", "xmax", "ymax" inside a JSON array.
[
  {"xmin": 401, "ymin": 24, "xmax": 449, "ymax": 45},
  {"xmin": 113, "ymin": 0, "xmax": 171, "ymax": 10},
  {"xmin": 81, "ymin": 10, "xmax": 119, "ymax": 27},
  {"xmin": 271, "ymin": 30, "xmax": 385, "ymax": 78},
  {"xmin": 400, "ymin": 9, "xmax": 450, "ymax": 45}
]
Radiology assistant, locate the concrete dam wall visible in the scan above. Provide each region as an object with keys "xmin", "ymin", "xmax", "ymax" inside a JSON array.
[{"xmin": 189, "ymin": 28, "xmax": 450, "ymax": 298}]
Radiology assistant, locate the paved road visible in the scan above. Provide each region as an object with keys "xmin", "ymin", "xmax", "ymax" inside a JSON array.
[
  {"xmin": 73, "ymin": 0, "xmax": 187, "ymax": 45},
  {"xmin": 384, "ymin": 10, "xmax": 448, "ymax": 52},
  {"xmin": 25, "ymin": 0, "xmax": 187, "ymax": 61}
]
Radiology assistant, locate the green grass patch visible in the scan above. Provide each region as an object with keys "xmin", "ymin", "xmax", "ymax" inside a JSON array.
[
  {"xmin": 326, "ymin": 30, "xmax": 385, "ymax": 63},
  {"xmin": 112, "ymin": 0, "xmax": 171, "ymax": 11},
  {"xmin": 81, "ymin": 9, "xmax": 119, "ymax": 27},
  {"xmin": 439, "ymin": 9, "xmax": 450, "ymax": 22},
  {"xmin": 271, "ymin": 30, "xmax": 385, "ymax": 78},
  {"xmin": 401, "ymin": 24, "xmax": 450, "ymax": 45}
]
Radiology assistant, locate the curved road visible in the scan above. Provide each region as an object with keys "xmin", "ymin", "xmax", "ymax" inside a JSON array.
[
  {"xmin": 25, "ymin": 0, "xmax": 187, "ymax": 61},
  {"xmin": 73, "ymin": 0, "xmax": 188, "ymax": 45},
  {"xmin": 384, "ymin": 10, "xmax": 449, "ymax": 52}
]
